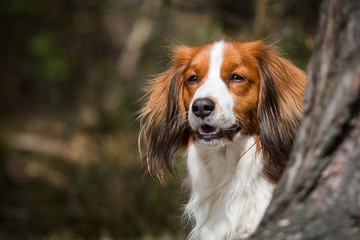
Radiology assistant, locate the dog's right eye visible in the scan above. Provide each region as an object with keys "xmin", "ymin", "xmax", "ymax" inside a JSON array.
[{"xmin": 187, "ymin": 75, "xmax": 199, "ymax": 83}]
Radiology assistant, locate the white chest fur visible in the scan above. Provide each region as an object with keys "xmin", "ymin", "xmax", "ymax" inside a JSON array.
[{"xmin": 184, "ymin": 136, "xmax": 274, "ymax": 240}]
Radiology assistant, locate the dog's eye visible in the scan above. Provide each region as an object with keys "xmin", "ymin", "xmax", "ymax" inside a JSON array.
[
  {"xmin": 229, "ymin": 74, "xmax": 246, "ymax": 82},
  {"xmin": 187, "ymin": 75, "xmax": 199, "ymax": 83}
]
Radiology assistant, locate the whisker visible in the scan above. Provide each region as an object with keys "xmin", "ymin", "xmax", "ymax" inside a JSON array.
[{"xmin": 234, "ymin": 141, "xmax": 257, "ymax": 165}]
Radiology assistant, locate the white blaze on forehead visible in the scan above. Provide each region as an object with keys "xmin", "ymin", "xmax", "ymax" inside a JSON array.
[
  {"xmin": 190, "ymin": 40, "xmax": 235, "ymax": 127},
  {"xmin": 208, "ymin": 40, "xmax": 225, "ymax": 83},
  {"xmin": 193, "ymin": 40, "xmax": 227, "ymax": 99}
]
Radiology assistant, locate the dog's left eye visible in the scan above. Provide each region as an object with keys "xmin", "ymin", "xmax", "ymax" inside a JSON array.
[
  {"xmin": 228, "ymin": 74, "xmax": 246, "ymax": 82},
  {"xmin": 187, "ymin": 75, "xmax": 199, "ymax": 83}
]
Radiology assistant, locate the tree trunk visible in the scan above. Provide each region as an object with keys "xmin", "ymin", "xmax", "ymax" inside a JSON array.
[{"xmin": 250, "ymin": 0, "xmax": 360, "ymax": 239}]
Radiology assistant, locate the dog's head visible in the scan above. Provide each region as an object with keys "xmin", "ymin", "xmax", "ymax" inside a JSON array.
[{"xmin": 140, "ymin": 40, "xmax": 306, "ymax": 182}]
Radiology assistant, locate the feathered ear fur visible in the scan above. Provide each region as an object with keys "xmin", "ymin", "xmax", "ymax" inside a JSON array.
[
  {"xmin": 251, "ymin": 42, "xmax": 307, "ymax": 183},
  {"xmin": 139, "ymin": 46, "xmax": 195, "ymax": 181}
]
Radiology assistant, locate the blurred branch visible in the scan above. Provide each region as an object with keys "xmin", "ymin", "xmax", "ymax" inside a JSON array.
[
  {"xmin": 253, "ymin": 0, "xmax": 268, "ymax": 36},
  {"xmin": 116, "ymin": 1, "xmax": 161, "ymax": 80},
  {"xmin": 117, "ymin": 18, "xmax": 155, "ymax": 79},
  {"xmin": 4, "ymin": 132, "xmax": 97, "ymax": 165}
]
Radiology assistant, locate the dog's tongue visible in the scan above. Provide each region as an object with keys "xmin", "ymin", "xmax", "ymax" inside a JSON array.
[{"xmin": 201, "ymin": 124, "xmax": 217, "ymax": 133}]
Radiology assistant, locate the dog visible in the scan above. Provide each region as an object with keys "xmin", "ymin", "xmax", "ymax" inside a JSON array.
[{"xmin": 139, "ymin": 40, "xmax": 307, "ymax": 239}]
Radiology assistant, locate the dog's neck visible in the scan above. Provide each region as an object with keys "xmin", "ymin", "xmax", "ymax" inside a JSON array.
[{"xmin": 185, "ymin": 135, "xmax": 275, "ymax": 239}]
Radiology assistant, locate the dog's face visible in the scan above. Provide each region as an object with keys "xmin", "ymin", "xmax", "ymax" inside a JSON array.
[
  {"xmin": 140, "ymin": 40, "xmax": 306, "ymax": 181},
  {"xmin": 183, "ymin": 41, "xmax": 260, "ymax": 146}
]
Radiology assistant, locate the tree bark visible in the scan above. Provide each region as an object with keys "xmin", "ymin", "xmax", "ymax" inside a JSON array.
[{"xmin": 250, "ymin": 0, "xmax": 360, "ymax": 239}]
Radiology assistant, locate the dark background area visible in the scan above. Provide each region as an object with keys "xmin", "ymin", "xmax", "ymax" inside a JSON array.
[{"xmin": 0, "ymin": 0, "xmax": 320, "ymax": 239}]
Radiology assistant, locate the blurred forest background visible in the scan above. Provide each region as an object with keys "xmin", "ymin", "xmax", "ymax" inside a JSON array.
[{"xmin": 0, "ymin": 0, "xmax": 321, "ymax": 239}]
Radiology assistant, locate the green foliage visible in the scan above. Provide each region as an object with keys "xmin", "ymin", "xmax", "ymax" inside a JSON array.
[{"xmin": 29, "ymin": 33, "xmax": 72, "ymax": 83}]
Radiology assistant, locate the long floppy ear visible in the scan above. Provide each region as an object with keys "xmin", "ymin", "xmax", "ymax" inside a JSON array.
[
  {"xmin": 251, "ymin": 42, "xmax": 307, "ymax": 183},
  {"xmin": 139, "ymin": 46, "xmax": 195, "ymax": 181}
]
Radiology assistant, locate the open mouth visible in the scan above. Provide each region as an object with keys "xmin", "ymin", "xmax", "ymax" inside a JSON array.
[{"xmin": 196, "ymin": 124, "xmax": 242, "ymax": 141}]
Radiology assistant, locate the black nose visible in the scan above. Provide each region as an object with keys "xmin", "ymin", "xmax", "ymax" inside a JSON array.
[{"xmin": 192, "ymin": 98, "xmax": 215, "ymax": 118}]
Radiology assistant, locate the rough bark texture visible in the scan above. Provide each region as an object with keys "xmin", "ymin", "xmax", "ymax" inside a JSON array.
[{"xmin": 250, "ymin": 0, "xmax": 360, "ymax": 239}]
